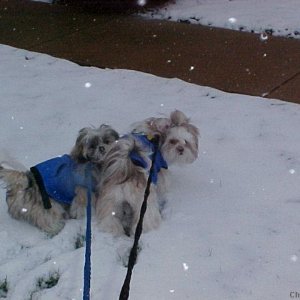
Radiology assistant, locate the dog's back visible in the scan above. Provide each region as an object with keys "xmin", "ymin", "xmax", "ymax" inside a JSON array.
[
  {"xmin": 0, "ymin": 165, "xmax": 31, "ymax": 191},
  {"xmin": 100, "ymin": 137, "xmax": 149, "ymax": 189}
]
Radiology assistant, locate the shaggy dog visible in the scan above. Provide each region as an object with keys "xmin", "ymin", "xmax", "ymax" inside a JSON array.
[
  {"xmin": 0, "ymin": 124, "xmax": 119, "ymax": 235},
  {"xmin": 95, "ymin": 110, "xmax": 199, "ymax": 236}
]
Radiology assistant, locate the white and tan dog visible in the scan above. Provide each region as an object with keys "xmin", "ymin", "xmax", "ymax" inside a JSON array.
[
  {"xmin": 0, "ymin": 124, "xmax": 119, "ymax": 236},
  {"xmin": 95, "ymin": 110, "xmax": 199, "ymax": 236}
]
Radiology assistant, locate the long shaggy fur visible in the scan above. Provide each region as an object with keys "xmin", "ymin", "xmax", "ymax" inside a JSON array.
[
  {"xmin": 0, "ymin": 167, "xmax": 67, "ymax": 234},
  {"xmin": 95, "ymin": 137, "xmax": 162, "ymax": 236},
  {"xmin": 0, "ymin": 124, "xmax": 119, "ymax": 235},
  {"xmin": 96, "ymin": 110, "xmax": 199, "ymax": 236}
]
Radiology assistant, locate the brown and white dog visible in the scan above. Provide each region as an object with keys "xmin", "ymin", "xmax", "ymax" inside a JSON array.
[
  {"xmin": 0, "ymin": 124, "xmax": 119, "ymax": 236},
  {"xmin": 95, "ymin": 110, "xmax": 199, "ymax": 236}
]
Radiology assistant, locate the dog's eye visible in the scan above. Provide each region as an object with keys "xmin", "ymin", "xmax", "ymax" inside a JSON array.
[
  {"xmin": 103, "ymin": 139, "xmax": 110, "ymax": 145},
  {"xmin": 90, "ymin": 140, "xmax": 100, "ymax": 149},
  {"xmin": 169, "ymin": 139, "xmax": 177, "ymax": 145}
]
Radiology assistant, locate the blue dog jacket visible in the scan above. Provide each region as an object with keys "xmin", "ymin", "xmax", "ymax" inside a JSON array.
[
  {"xmin": 129, "ymin": 134, "xmax": 168, "ymax": 184},
  {"xmin": 30, "ymin": 154, "xmax": 91, "ymax": 209}
]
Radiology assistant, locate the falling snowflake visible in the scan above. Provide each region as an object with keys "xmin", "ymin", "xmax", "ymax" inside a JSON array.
[
  {"xmin": 84, "ymin": 82, "xmax": 92, "ymax": 88},
  {"xmin": 137, "ymin": 0, "xmax": 147, "ymax": 6},
  {"xmin": 291, "ymin": 255, "xmax": 298, "ymax": 262},
  {"xmin": 182, "ymin": 262, "xmax": 189, "ymax": 271},
  {"xmin": 260, "ymin": 32, "xmax": 268, "ymax": 41},
  {"xmin": 228, "ymin": 17, "xmax": 237, "ymax": 24}
]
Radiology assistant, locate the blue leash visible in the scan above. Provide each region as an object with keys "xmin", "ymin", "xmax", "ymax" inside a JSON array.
[{"xmin": 83, "ymin": 163, "xmax": 92, "ymax": 300}]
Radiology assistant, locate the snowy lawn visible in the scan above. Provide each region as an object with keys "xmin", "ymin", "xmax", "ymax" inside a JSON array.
[
  {"xmin": 0, "ymin": 44, "xmax": 300, "ymax": 299},
  {"xmin": 143, "ymin": 0, "xmax": 300, "ymax": 39}
]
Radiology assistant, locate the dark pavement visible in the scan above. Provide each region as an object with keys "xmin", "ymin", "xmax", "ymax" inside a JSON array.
[{"xmin": 1, "ymin": 0, "xmax": 300, "ymax": 104}]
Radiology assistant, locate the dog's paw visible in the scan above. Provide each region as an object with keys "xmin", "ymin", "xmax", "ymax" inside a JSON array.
[
  {"xmin": 44, "ymin": 220, "xmax": 65, "ymax": 236},
  {"xmin": 98, "ymin": 217, "xmax": 126, "ymax": 236},
  {"xmin": 116, "ymin": 241, "xmax": 143, "ymax": 267},
  {"xmin": 69, "ymin": 204, "xmax": 86, "ymax": 219}
]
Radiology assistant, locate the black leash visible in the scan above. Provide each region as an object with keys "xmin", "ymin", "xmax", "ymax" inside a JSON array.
[{"xmin": 119, "ymin": 136, "xmax": 159, "ymax": 300}]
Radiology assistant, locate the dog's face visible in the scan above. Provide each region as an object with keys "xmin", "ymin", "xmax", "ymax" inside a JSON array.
[
  {"xmin": 161, "ymin": 124, "xmax": 199, "ymax": 165},
  {"xmin": 147, "ymin": 110, "xmax": 199, "ymax": 165},
  {"xmin": 70, "ymin": 124, "xmax": 119, "ymax": 163}
]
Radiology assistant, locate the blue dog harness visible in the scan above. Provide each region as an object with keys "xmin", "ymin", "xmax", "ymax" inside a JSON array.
[
  {"xmin": 30, "ymin": 154, "xmax": 92, "ymax": 209},
  {"xmin": 129, "ymin": 134, "xmax": 168, "ymax": 184}
]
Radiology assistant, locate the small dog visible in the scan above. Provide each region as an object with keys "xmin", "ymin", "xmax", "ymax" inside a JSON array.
[
  {"xmin": 0, "ymin": 124, "xmax": 119, "ymax": 236},
  {"xmin": 95, "ymin": 110, "xmax": 199, "ymax": 236}
]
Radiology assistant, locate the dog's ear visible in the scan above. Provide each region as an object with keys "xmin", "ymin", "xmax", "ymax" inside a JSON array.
[
  {"xmin": 70, "ymin": 127, "xmax": 90, "ymax": 162},
  {"xmin": 74, "ymin": 128, "xmax": 89, "ymax": 147},
  {"xmin": 70, "ymin": 143, "xmax": 87, "ymax": 163},
  {"xmin": 99, "ymin": 124, "xmax": 109, "ymax": 130},
  {"xmin": 151, "ymin": 118, "xmax": 171, "ymax": 134},
  {"xmin": 78, "ymin": 127, "xmax": 90, "ymax": 137},
  {"xmin": 188, "ymin": 123, "xmax": 200, "ymax": 138},
  {"xmin": 70, "ymin": 146, "xmax": 82, "ymax": 162},
  {"xmin": 170, "ymin": 110, "xmax": 200, "ymax": 138},
  {"xmin": 170, "ymin": 110, "xmax": 189, "ymax": 126},
  {"xmin": 99, "ymin": 124, "xmax": 120, "ymax": 140}
]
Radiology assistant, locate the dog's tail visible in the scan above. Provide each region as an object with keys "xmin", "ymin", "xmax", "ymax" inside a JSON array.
[
  {"xmin": 0, "ymin": 164, "xmax": 31, "ymax": 190},
  {"xmin": 100, "ymin": 136, "xmax": 149, "ymax": 187},
  {"xmin": 0, "ymin": 149, "xmax": 27, "ymax": 171}
]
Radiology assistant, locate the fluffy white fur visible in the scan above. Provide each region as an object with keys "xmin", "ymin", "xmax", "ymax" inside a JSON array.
[
  {"xmin": 0, "ymin": 124, "xmax": 119, "ymax": 236},
  {"xmin": 96, "ymin": 110, "xmax": 199, "ymax": 236}
]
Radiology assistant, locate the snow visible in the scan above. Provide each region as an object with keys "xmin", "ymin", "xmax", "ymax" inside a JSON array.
[
  {"xmin": 1, "ymin": 44, "xmax": 300, "ymax": 299},
  {"xmin": 144, "ymin": 0, "xmax": 300, "ymax": 39},
  {"xmin": 1, "ymin": 1, "xmax": 300, "ymax": 299}
]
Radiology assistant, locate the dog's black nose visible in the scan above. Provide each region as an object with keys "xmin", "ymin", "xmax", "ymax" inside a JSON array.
[
  {"xmin": 177, "ymin": 145, "xmax": 184, "ymax": 155},
  {"xmin": 99, "ymin": 146, "xmax": 105, "ymax": 153}
]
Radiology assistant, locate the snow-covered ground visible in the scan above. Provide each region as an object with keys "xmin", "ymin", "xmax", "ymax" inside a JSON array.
[
  {"xmin": 2, "ymin": 0, "xmax": 300, "ymax": 299},
  {"xmin": 1, "ymin": 43, "xmax": 300, "ymax": 300},
  {"xmin": 143, "ymin": 0, "xmax": 300, "ymax": 39}
]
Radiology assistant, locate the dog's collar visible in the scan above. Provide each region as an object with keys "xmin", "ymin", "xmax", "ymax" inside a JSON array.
[{"xmin": 146, "ymin": 133, "xmax": 155, "ymax": 141}]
